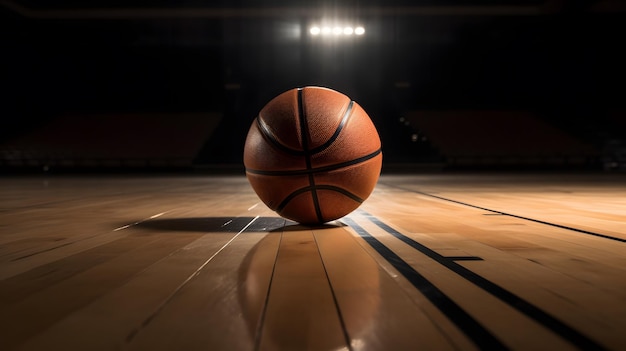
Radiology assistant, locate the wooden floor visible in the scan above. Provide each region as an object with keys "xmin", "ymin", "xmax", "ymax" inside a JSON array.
[{"xmin": 1, "ymin": 173, "xmax": 625, "ymax": 350}]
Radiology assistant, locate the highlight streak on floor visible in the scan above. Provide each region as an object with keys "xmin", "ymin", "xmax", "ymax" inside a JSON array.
[{"xmin": 0, "ymin": 174, "xmax": 625, "ymax": 350}]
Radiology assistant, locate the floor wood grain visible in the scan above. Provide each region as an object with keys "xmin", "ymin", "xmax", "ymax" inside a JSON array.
[{"xmin": 1, "ymin": 173, "xmax": 624, "ymax": 350}]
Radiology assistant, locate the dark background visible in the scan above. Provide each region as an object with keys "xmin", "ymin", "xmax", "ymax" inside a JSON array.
[{"xmin": 2, "ymin": 0, "xmax": 625, "ymax": 172}]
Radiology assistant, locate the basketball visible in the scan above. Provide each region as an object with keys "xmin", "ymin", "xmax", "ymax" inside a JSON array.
[{"xmin": 243, "ymin": 86, "xmax": 382, "ymax": 224}]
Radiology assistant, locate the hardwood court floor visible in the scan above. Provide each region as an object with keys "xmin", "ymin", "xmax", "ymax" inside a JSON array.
[{"xmin": 1, "ymin": 173, "xmax": 625, "ymax": 350}]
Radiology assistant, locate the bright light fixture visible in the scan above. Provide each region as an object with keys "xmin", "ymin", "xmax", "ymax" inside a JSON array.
[{"xmin": 309, "ymin": 23, "xmax": 365, "ymax": 37}]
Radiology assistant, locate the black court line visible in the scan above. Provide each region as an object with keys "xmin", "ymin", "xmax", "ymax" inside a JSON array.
[
  {"xmin": 342, "ymin": 217, "xmax": 508, "ymax": 350},
  {"xmin": 447, "ymin": 256, "xmax": 483, "ymax": 261},
  {"xmin": 382, "ymin": 182, "xmax": 626, "ymax": 244},
  {"xmin": 356, "ymin": 211, "xmax": 606, "ymax": 350}
]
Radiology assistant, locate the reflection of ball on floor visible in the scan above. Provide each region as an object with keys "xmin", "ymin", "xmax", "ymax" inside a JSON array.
[{"xmin": 243, "ymin": 86, "xmax": 382, "ymax": 224}]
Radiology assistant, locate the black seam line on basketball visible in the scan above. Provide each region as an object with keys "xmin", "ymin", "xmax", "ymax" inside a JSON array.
[
  {"xmin": 245, "ymin": 148, "xmax": 382, "ymax": 176},
  {"xmin": 308, "ymin": 100, "xmax": 354, "ymax": 155},
  {"xmin": 275, "ymin": 185, "xmax": 364, "ymax": 213},
  {"xmin": 357, "ymin": 210, "xmax": 607, "ymax": 351},
  {"xmin": 342, "ymin": 217, "xmax": 507, "ymax": 350},
  {"xmin": 297, "ymin": 88, "xmax": 323, "ymax": 223},
  {"xmin": 256, "ymin": 117, "xmax": 305, "ymax": 156},
  {"xmin": 381, "ymin": 182, "xmax": 626, "ymax": 244},
  {"xmin": 255, "ymin": 101, "xmax": 353, "ymax": 158}
]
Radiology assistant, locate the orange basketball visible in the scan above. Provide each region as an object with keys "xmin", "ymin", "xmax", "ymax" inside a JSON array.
[{"xmin": 243, "ymin": 86, "xmax": 382, "ymax": 224}]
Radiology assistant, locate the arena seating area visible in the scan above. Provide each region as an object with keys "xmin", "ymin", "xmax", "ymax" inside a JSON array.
[
  {"xmin": 0, "ymin": 113, "xmax": 221, "ymax": 171},
  {"xmin": 406, "ymin": 110, "xmax": 600, "ymax": 169},
  {"xmin": 1, "ymin": 109, "xmax": 610, "ymax": 172}
]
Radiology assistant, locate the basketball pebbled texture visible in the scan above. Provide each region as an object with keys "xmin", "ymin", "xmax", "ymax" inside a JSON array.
[{"xmin": 243, "ymin": 86, "xmax": 382, "ymax": 224}]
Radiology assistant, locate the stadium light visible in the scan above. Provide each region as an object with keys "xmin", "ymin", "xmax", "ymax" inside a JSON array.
[{"xmin": 309, "ymin": 22, "xmax": 365, "ymax": 37}]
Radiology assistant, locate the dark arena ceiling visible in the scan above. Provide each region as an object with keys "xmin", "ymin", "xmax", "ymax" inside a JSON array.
[{"xmin": 1, "ymin": 0, "xmax": 625, "ymax": 166}]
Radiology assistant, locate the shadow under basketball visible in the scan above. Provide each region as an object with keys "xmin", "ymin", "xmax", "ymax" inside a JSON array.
[{"xmin": 132, "ymin": 217, "xmax": 288, "ymax": 233}]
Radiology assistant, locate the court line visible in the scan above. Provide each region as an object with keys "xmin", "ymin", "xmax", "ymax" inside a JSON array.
[
  {"xmin": 381, "ymin": 183, "xmax": 626, "ymax": 243},
  {"xmin": 356, "ymin": 211, "xmax": 607, "ymax": 350},
  {"xmin": 125, "ymin": 215, "xmax": 260, "ymax": 343},
  {"xmin": 343, "ymin": 217, "xmax": 508, "ymax": 350}
]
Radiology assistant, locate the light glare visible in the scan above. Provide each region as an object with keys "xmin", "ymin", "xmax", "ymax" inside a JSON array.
[{"xmin": 309, "ymin": 23, "xmax": 365, "ymax": 37}]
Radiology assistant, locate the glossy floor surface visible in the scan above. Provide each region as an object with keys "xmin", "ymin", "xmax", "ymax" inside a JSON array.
[{"xmin": 1, "ymin": 173, "xmax": 625, "ymax": 350}]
